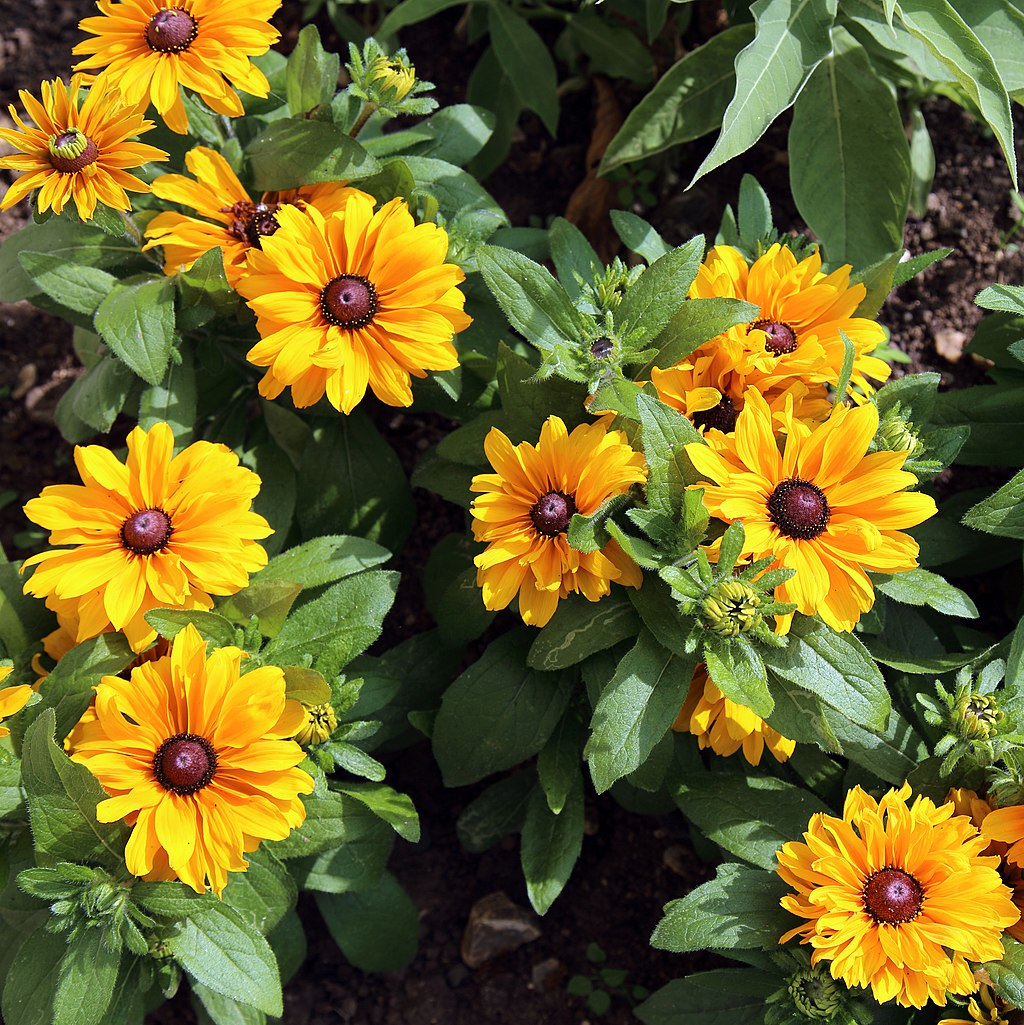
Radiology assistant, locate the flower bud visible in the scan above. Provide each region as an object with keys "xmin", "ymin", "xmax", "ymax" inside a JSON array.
[
  {"xmin": 876, "ymin": 410, "xmax": 923, "ymax": 458},
  {"xmin": 787, "ymin": 967, "xmax": 844, "ymax": 1020},
  {"xmin": 954, "ymin": 692, "xmax": 1003, "ymax": 741},
  {"xmin": 700, "ymin": 579, "xmax": 762, "ymax": 637},
  {"xmin": 294, "ymin": 701, "xmax": 338, "ymax": 746},
  {"xmin": 370, "ymin": 57, "xmax": 416, "ymax": 102}
]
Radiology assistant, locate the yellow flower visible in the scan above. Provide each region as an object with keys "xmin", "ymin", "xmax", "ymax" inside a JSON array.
[
  {"xmin": 671, "ymin": 663, "xmax": 794, "ymax": 766},
  {"xmin": 938, "ymin": 983, "xmax": 1017, "ymax": 1025},
  {"xmin": 686, "ymin": 389, "xmax": 936, "ymax": 634},
  {"xmin": 69, "ymin": 624, "xmax": 313, "ymax": 895},
  {"xmin": 0, "ymin": 667, "xmax": 32, "ymax": 740},
  {"xmin": 73, "ymin": 0, "xmax": 280, "ymax": 135},
  {"xmin": 777, "ymin": 783, "xmax": 1020, "ymax": 1009},
  {"xmin": 142, "ymin": 146, "xmax": 367, "ymax": 287},
  {"xmin": 687, "ymin": 243, "xmax": 890, "ymax": 404},
  {"xmin": 235, "ymin": 195, "xmax": 471, "ymax": 412},
  {"xmin": 370, "ymin": 56, "xmax": 416, "ymax": 102},
  {"xmin": 0, "ymin": 75, "xmax": 168, "ymax": 221},
  {"xmin": 22, "ymin": 422, "xmax": 272, "ymax": 653},
  {"xmin": 470, "ymin": 416, "xmax": 647, "ymax": 627}
]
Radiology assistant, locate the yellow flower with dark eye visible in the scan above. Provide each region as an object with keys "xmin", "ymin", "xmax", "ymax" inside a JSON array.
[
  {"xmin": 0, "ymin": 667, "xmax": 32, "ymax": 740},
  {"xmin": 69, "ymin": 624, "xmax": 313, "ymax": 895},
  {"xmin": 142, "ymin": 146, "xmax": 367, "ymax": 287},
  {"xmin": 672, "ymin": 663, "xmax": 793, "ymax": 766},
  {"xmin": 73, "ymin": 0, "xmax": 281, "ymax": 135},
  {"xmin": 470, "ymin": 416, "xmax": 647, "ymax": 627},
  {"xmin": 777, "ymin": 784, "xmax": 1020, "ymax": 1009},
  {"xmin": 0, "ymin": 75, "xmax": 168, "ymax": 221},
  {"xmin": 21, "ymin": 422, "xmax": 272, "ymax": 653},
  {"xmin": 235, "ymin": 194, "xmax": 471, "ymax": 413},
  {"xmin": 686, "ymin": 389, "xmax": 936, "ymax": 634}
]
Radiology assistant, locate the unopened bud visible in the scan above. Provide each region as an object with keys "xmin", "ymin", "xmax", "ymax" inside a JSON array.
[
  {"xmin": 370, "ymin": 57, "xmax": 416, "ymax": 101},
  {"xmin": 294, "ymin": 701, "xmax": 338, "ymax": 746},
  {"xmin": 955, "ymin": 692, "xmax": 1003, "ymax": 741},
  {"xmin": 787, "ymin": 967, "xmax": 844, "ymax": 1020},
  {"xmin": 700, "ymin": 579, "xmax": 761, "ymax": 638}
]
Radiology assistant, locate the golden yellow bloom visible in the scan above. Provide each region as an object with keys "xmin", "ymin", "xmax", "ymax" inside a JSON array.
[
  {"xmin": 777, "ymin": 783, "xmax": 1020, "ymax": 1009},
  {"xmin": 0, "ymin": 75, "xmax": 167, "ymax": 221},
  {"xmin": 236, "ymin": 195, "xmax": 471, "ymax": 412},
  {"xmin": 688, "ymin": 243, "xmax": 890, "ymax": 404},
  {"xmin": 0, "ymin": 667, "xmax": 32, "ymax": 740},
  {"xmin": 671, "ymin": 663, "xmax": 793, "ymax": 765},
  {"xmin": 22, "ymin": 422, "xmax": 272, "ymax": 653},
  {"xmin": 73, "ymin": 0, "xmax": 280, "ymax": 135},
  {"xmin": 686, "ymin": 389, "xmax": 936, "ymax": 634},
  {"xmin": 142, "ymin": 146, "xmax": 366, "ymax": 287},
  {"xmin": 470, "ymin": 416, "xmax": 647, "ymax": 628},
  {"xmin": 69, "ymin": 624, "xmax": 313, "ymax": 894}
]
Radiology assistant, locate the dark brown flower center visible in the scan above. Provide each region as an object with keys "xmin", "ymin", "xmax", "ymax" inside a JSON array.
[
  {"xmin": 691, "ymin": 395, "xmax": 737, "ymax": 434},
  {"xmin": 145, "ymin": 8, "xmax": 198, "ymax": 53},
  {"xmin": 153, "ymin": 733, "xmax": 217, "ymax": 795},
  {"xmin": 320, "ymin": 274, "xmax": 378, "ymax": 329},
  {"xmin": 530, "ymin": 491, "xmax": 576, "ymax": 537},
  {"xmin": 220, "ymin": 199, "xmax": 284, "ymax": 249},
  {"xmin": 120, "ymin": 508, "xmax": 172, "ymax": 555},
  {"xmin": 767, "ymin": 478, "xmax": 830, "ymax": 540},
  {"xmin": 47, "ymin": 128, "xmax": 99, "ymax": 174},
  {"xmin": 863, "ymin": 867, "xmax": 924, "ymax": 924},
  {"xmin": 750, "ymin": 318, "xmax": 798, "ymax": 355}
]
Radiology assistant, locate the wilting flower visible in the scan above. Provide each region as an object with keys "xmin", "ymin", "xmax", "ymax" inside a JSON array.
[
  {"xmin": 0, "ymin": 75, "xmax": 168, "ymax": 221},
  {"xmin": 22, "ymin": 422, "xmax": 272, "ymax": 653},
  {"xmin": 73, "ymin": 0, "xmax": 280, "ymax": 135},
  {"xmin": 470, "ymin": 416, "xmax": 647, "ymax": 627},
  {"xmin": 236, "ymin": 195, "xmax": 471, "ymax": 412},
  {"xmin": 69, "ymin": 624, "xmax": 313, "ymax": 894},
  {"xmin": 142, "ymin": 146, "xmax": 365, "ymax": 287},
  {"xmin": 777, "ymin": 783, "xmax": 1020, "ymax": 1008},
  {"xmin": 0, "ymin": 667, "xmax": 32, "ymax": 739},
  {"xmin": 938, "ymin": 983, "xmax": 1018, "ymax": 1025},
  {"xmin": 686, "ymin": 389, "xmax": 936, "ymax": 634},
  {"xmin": 672, "ymin": 663, "xmax": 794, "ymax": 766},
  {"xmin": 687, "ymin": 243, "xmax": 890, "ymax": 404}
]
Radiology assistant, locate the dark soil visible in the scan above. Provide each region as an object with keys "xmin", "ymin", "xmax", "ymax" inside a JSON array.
[{"xmin": 2, "ymin": 3, "xmax": 1023, "ymax": 1024}]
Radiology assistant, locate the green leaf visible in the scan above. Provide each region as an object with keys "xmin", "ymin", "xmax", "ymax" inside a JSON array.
[
  {"xmin": 402, "ymin": 155, "xmax": 508, "ymax": 237},
  {"xmin": 138, "ymin": 345, "xmax": 195, "ymax": 441},
  {"xmin": 1, "ymin": 926, "xmax": 65, "ymax": 1025},
  {"xmin": 333, "ymin": 782, "xmax": 420, "ymax": 843},
  {"xmin": 218, "ymin": 578, "xmax": 300, "ymax": 637},
  {"xmin": 520, "ymin": 774, "xmax": 585, "ymax": 914},
  {"xmin": 286, "ymin": 25, "xmax": 340, "ymax": 116},
  {"xmin": 609, "ymin": 210, "xmax": 672, "ymax": 262},
  {"xmin": 527, "ymin": 592, "xmax": 640, "ymax": 671},
  {"xmin": 314, "ymin": 871, "xmax": 418, "ymax": 971},
  {"xmin": 167, "ymin": 901, "xmax": 282, "ymax": 1016},
  {"xmin": 20, "ymin": 710, "xmax": 131, "ymax": 871},
  {"xmin": 0, "ymin": 562, "xmax": 59, "ymax": 658},
  {"xmin": 192, "ymin": 983, "xmax": 266, "ymax": 1025},
  {"xmin": 296, "ymin": 414, "xmax": 414, "ymax": 552},
  {"xmin": 872, "ymin": 567, "xmax": 977, "ymax": 617},
  {"xmin": 962, "ymin": 467, "xmax": 1024, "ymax": 539},
  {"xmin": 601, "ymin": 25, "xmax": 754, "ymax": 173},
  {"xmin": 537, "ymin": 709, "xmax": 585, "ymax": 815},
  {"xmin": 635, "ymin": 969, "xmax": 777, "ymax": 1025},
  {"xmin": 246, "ymin": 119, "xmax": 379, "ymax": 190},
  {"xmin": 477, "ymin": 245, "xmax": 589, "ymax": 354},
  {"xmin": 893, "ymin": 246, "xmax": 953, "ymax": 287},
  {"xmin": 789, "ymin": 31, "xmax": 911, "ymax": 268},
  {"xmin": 985, "ymin": 936, "xmax": 1024, "ymax": 1007},
  {"xmin": 907, "ymin": 105, "xmax": 936, "ymax": 218},
  {"xmin": 976, "ymin": 283, "xmax": 1024, "ymax": 315},
  {"xmin": 456, "ymin": 770, "xmax": 536, "ymax": 853},
  {"xmin": 629, "ymin": 577, "xmax": 691, "ymax": 656},
  {"xmin": 636, "ymin": 390, "xmax": 703, "ymax": 517},
  {"xmin": 17, "ymin": 253, "xmax": 116, "ymax": 317},
  {"xmin": 955, "ymin": 0, "xmax": 1024, "ymax": 94},
  {"xmin": 674, "ymin": 772, "xmax": 828, "ymax": 870},
  {"xmin": 94, "ymin": 278, "xmax": 177, "ymax": 386},
  {"xmin": 692, "ymin": 0, "xmax": 839, "ymax": 185},
  {"xmin": 53, "ymin": 926, "xmax": 120, "ymax": 1025},
  {"xmin": 898, "ymin": 0, "xmax": 1017, "ymax": 188},
  {"xmin": 367, "ymin": 105, "xmax": 496, "ymax": 167},
  {"xmin": 702, "ymin": 635, "xmax": 772, "ymax": 718},
  {"xmin": 549, "ymin": 217, "xmax": 600, "ymax": 300},
  {"xmin": 176, "ymin": 248, "xmax": 237, "ymax": 331},
  {"xmin": 567, "ymin": 11, "xmax": 654, "ymax": 83},
  {"xmin": 762, "ymin": 617, "xmax": 890, "ymax": 731},
  {"xmin": 489, "ymin": 4, "xmax": 559, "ymax": 134},
  {"xmin": 495, "ymin": 342, "xmax": 589, "ymax": 438},
  {"xmin": 650, "ymin": 862, "xmax": 790, "ymax": 952},
  {"xmin": 585, "ymin": 629, "xmax": 699, "ymax": 794},
  {"xmin": 616, "ymin": 238, "xmax": 705, "ymax": 349},
  {"xmin": 259, "ymin": 535, "xmax": 391, "ymax": 589},
  {"xmin": 377, "ymin": 0, "xmax": 467, "ymax": 36},
  {"xmin": 630, "ymin": 298, "xmax": 760, "ymax": 379},
  {"xmin": 261, "ymin": 571, "xmax": 398, "ymax": 679},
  {"xmin": 423, "ymin": 533, "xmax": 495, "ymax": 649},
  {"xmin": 144, "ymin": 608, "xmax": 236, "ymax": 648},
  {"xmin": 221, "ymin": 849, "xmax": 296, "ymax": 936},
  {"xmin": 432, "ymin": 631, "xmax": 574, "ymax": 786}
]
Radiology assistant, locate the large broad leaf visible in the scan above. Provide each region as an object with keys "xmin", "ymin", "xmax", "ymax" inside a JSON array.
[
  {"xmin": 432, "ymin": 631, "xmax": 574, "ymax": 786},
  {"xmin": 1, "ymin": 927, "xmax": 66, "ymax": 1025},
  {"xmin": 635, "ymin": 391, "xmax": 702, "ymax": 518},
  {"xmin": 691, "ymin": 0, "xmax": 839, "ymax": 185},
  {"xmin": 790, "ymin": 31, "xmax": 911, "ymax": 267},
  {"xmin": 898, "ymin": 0, "xmax": 1017, "ymax": 188},
  {"xmin": 94, "ymin": 278, "xmax": 177, "ymax": 386},
  {"xmin": 585, "ymin": 629, "xmax": 699, "ymax": 794},
  {"xmin": 520, "ymin": 773, "xmax": 585, "ymax": 914},
  {"xmin": 527, "ymin": 592, "xmax": 640, "ymax": 671},
  {"xmin": 962, "ymin": 467, "xmax": 1024, "ymax": 539},
  {"xmin": 601, "ymin": 25, "xmax": 754, "ymax": 173},
  {"xmin": 246, "ymin": 119, "xmax": 379, "ymax": 190},
  {"xmin": 52, "ymin": 927, "xmax": 120, "ymax": 1025},
  {"xmin": 650, "ymin": 863, "xmax": 790, "ymax": 952},
  {"xmin": 489, "ymin": 4, "xmax": 558, "ymax": 135},
  {"xmin": 985, "ymin": 936, "xmax": 1024, "ymax": 1007},
  {"xmin": 285, "ymin": 25, "xmax": 340, "ymax": 116},
  {"xmin": 18, "ymin": 253, "xmax": 116, "ymax": 318},
  {"xmin": 635, "ymin": 969, "xmax": 777, "ymax": 1025},
  {"xmin": 673, "ymin": 772, "xmax": 828, "ymax": 870}
]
